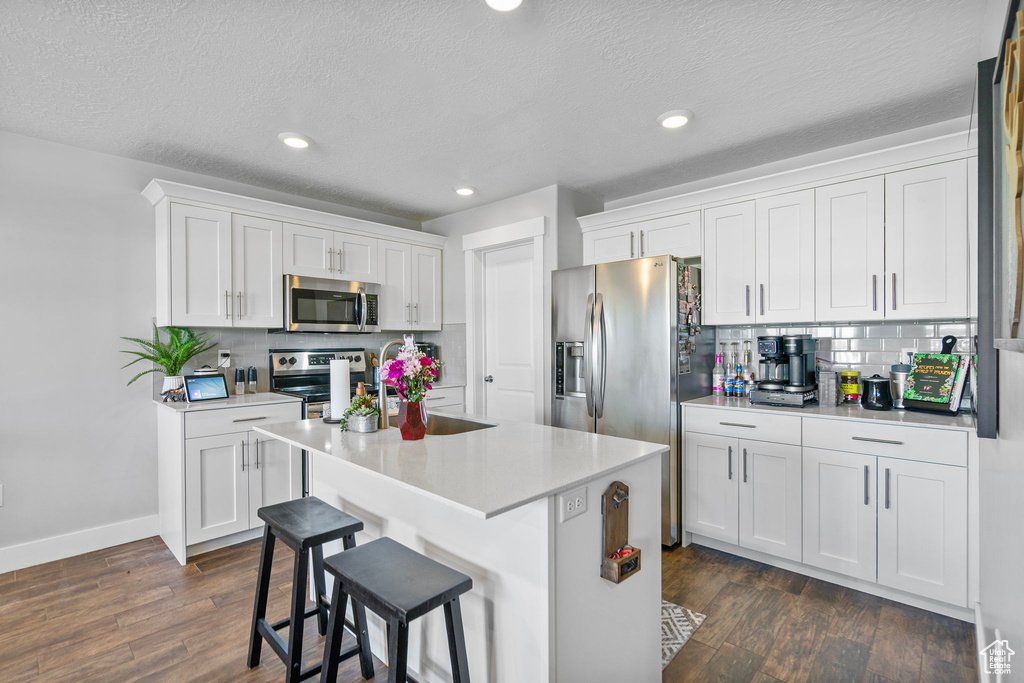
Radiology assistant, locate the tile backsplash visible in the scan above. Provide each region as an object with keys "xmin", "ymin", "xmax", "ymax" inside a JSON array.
[{"xmin": 715, "ymin": 320, "xmax": 975, "ymax": 380}]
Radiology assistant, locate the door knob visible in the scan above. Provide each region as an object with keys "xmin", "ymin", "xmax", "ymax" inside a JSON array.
[{"xmin": 484, "ymin": 375, "xmax": 494, "ymax": 383}]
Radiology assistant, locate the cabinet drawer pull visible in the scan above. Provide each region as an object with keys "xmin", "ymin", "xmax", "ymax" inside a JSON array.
[
  {"xmin": 759, "ymin": 284, "xmax": 765, "ymax": 316},
  {"xmin": 237, "ymin": 291, "xmax": 242, "ymax": 320},
  {"xmin": 255, "ymin": 438, "xmax": 260, "ymax": 469},
  {"xmin": 241, "ymin": 439, "xmax": 247, "ymax": 471},
  {"xmin": 852, "ymin": 436, "xmax": 904, "ymax": 446},
  {"xmin": 745, "ymin": 285, "xmax": 751, "ymax": 316},
  {"xmin": 720, "ymin": 421, "xmax": 756, "ymax": 428},
  {"xmin": 891, "ymin": 272, "xmax": 897, "ymax": 310},
  {"xmin": 884, "ymin": 467, "xmax": 891, "ymax": 510},
  {"xmin": 863, "ymin": 465, "xmax": 870, "ymax": 505},
  {"xmin": 743, "ymin": 448, "xmax": 748, "ymax": 483},
  {"xmin": 327, "ymin": 247, "xmax": 334, "ymax": 273},
  {"xmin": 727, "ymin": 446, "xmax": 733, "ymax": 480},
  {"xmin": 639, "ymin": 229, "xmax": 644, "ymax": 257},
  {"xmin": 872, "ymin": 275, "xmax": 878, "ymax": 311},
  {"xmin": 630, "ymin": 232, "xmax": 635, "ymax": 259},
  {"xmin": 225, "ymin": 290, "xmax": 230, "ymax": 320},
  {"xmin": 232, "ymin": 416, "xmax": 268, "ymax": 423}
]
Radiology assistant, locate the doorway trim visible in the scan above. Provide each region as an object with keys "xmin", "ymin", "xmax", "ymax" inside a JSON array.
[{"xmin": 462, "ymin": 217, "xmax": 546, "ymax": 421}]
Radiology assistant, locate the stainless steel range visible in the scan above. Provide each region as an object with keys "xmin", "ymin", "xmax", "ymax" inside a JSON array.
[{"xmin": 269, "ymin": 348, "xmax": 370, "ymax": 419}]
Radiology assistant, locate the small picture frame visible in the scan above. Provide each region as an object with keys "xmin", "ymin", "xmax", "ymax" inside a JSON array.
[{"xmin": 183, "ymin": 374, "xmax": 229, "ymax": 402}]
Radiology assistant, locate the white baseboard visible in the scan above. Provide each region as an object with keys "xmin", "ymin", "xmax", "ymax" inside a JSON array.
[{"xmin": 0, "ymin": 515, "xmax": 160, "ymax": 574}]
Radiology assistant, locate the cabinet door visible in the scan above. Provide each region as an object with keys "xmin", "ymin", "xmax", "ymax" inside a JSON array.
[
  {"xmin": 185, "ymin": 434, "xmax": 250, "ymax": 544},
  {"xmin": 755, "ymin": 191, "xmax": 815, "ymax": 323},
  {"xmin": 335, "ymin": 232, "xmax": 379, "ymax": 283},
  {"xmin": 247, "ymin": 436, "xmax": 301, "ymax": 530},
  {"xmin": 584, "ymin": 225, "xmax": 636, "ymax": 264},
  {"xmin": 802, "ymin": 448, "xmax": 877, "ymax": 581},
  {"xmin": 639, "ymin": 211, "xmax": 701, "ymax": 259},
  {"xmin": 231, "ymin": 214, "xmax": 283, "ymax": 328},
  {"xmin": 877, "ymin": 458, "xmax": 967, "ymax": 606},
  {"xmin": 684, "ymin": 433, "xmax": 739, "ymax": 544},
  {"xmin": 884, "ymin": 160, "xmax": 968, "ymax": 319},
  {"xmin": 738, "ymin": 440, "xmax": 802, "ymax": 561},
  {"xmin": 703, "ymin": 202, "xmax": 756, "ymax": 325},
  {"xmin": 411, "ymin": 245, "xmax": 442, "ymax": 330},
  {"xmin": 814, "ymin": 177, "xmax": 885, "ymax": 322},
  {"xmin": 283, "ymin": 223, "xmax": 334, "ymax": 278},
  {"xmin": 169, "ymin": 203, "xmax": 233, "ymax": 327},
  {"xmin": 377, "ymin": 239, "xmax": 413, "ymax": 330}
]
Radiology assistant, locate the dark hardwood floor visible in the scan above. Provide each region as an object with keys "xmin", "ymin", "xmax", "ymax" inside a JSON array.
[{"xmin": 0, "ymin": 537, "xmax": 977, "ymax": 681}]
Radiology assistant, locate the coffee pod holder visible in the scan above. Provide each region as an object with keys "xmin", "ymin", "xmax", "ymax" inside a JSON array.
[{"xmin": 600, "ymin": 481, "xmax": 641, "ymax": 583}]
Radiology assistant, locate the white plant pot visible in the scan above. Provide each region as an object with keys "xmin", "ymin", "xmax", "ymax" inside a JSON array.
[{"xmin": 162, "ymin": 375, "xmax": 184, "ymax": 394}]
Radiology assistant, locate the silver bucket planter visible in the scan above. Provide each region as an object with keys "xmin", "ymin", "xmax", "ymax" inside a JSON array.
[{"xmin": 347, "ymin": 414, "xmax": 379, "ymax": 433}]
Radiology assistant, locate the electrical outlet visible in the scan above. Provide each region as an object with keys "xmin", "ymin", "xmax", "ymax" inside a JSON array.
[
  {"xmin": 558, "ymin": 486, "xmax": 587, "ymax": 523},
  {"xmin": 218, "ymin": 349, "xmax": 231, "ymax": 368}
]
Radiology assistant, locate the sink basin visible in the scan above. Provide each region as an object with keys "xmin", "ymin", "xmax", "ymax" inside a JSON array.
[{"xmin": 388, "ymin": 413, "xmax": 496, "ymax": 436}]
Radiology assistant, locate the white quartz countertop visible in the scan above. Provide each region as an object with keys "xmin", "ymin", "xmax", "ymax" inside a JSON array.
[
  {"xmin": 255, "ymin": 412, "xmax": 667, "ymax": 519},
  {"xmin": 153, "ymin": 392, "xmax": 302, "ymax": 412},
  {"xmin": 684, "ymin": 395, "xmax": 976, "ymax": 432}
]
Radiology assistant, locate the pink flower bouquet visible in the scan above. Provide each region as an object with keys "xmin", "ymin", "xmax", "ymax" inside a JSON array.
[{"xmin": 380, "ymin": 335, "xmax": 437, "ymax": 403}]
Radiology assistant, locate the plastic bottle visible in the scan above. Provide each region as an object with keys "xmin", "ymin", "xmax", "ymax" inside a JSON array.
[
  {"xmin": 712, "ymin": 354, "xmax": 725, "ymax": 395},
  {"xmin": 743, "ymin": 341, "xmax": 757, "ymax": 396},
  {"xmin": 734, "ymin": 362, "xmax": 746, "ymax": 398}
]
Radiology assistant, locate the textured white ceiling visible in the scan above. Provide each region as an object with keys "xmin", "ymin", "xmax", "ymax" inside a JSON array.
[{"xmin": 0, "ymin": 0, "xmax": 989, "ymax": 220}]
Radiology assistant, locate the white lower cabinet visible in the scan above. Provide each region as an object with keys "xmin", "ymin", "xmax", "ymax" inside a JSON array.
[{"xmin": 684, "ymin": 433, "xmax": 738, "ymax": 543}]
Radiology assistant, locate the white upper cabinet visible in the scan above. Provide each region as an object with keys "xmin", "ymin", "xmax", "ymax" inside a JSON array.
[
  {"xmin": 377, "ymin": 240, "xmax": 413, "ymax": 330},
  {"xmin": 411, "ymin": 245, "xmax": 442, "ymax": 330},
  {"xmin": 703, "ymin": 201, "xmax": 756, "ymax": 325},
  {"xmin": 582, "ymin": 211, "xmax": 701, "ymax": 264},
  {"xmin": 814, "ymin": 177, "xmax": 886, "ymax": 322},
  {"xmin": 232, "ymin": 214, "xmax": 283, "ymax": 328},
  {"xmin": 283, "ymin": 223, "xmax": 379, "ymax": 283},
  {"xmin": 884, "ymin": 160, "xmax": 968, "ymax": 319},
  {"xmin": 169, "ymin": 203, "xmax": 233, "ymax": 327},
  {"xmin": 755, "ymin": 191, "xmax": 815, "ymax": 323},
  {"xmin": 585, "ymin": 224, "xmax": 636, "ymax": 264}
]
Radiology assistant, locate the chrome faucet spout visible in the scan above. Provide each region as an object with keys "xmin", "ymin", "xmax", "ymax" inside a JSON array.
[{"xmin": 378, "ymin": 338, "xmax": 405, "ymax": 429}]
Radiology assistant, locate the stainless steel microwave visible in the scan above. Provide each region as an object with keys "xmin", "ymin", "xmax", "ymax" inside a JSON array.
[{"xmin": 284, "ymin": 275, "xmax": 380, "ymax": 333}]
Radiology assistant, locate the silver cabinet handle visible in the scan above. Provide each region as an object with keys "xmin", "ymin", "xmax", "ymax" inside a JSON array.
[
  {"xmin": 639, "ymin": 229, "xmax": 644, "ymax": 257},
  {"xmin": 232, "ymin": 416, "xmax": 268, "ymax": 423},
  {"xmin": 225, "ymin": 290, "xmax": 230, "ymax": 320},
  {"xmin": 891, "ymin": 272, "xmax": 897, "ymax": 311},
  {"xmin": 743, "ymin": 448, "xmax": 748, "ymax": 483},
  {"xmin": 720, "ymin": 421, "xmax": 756, "ymax": 428},
  {"xmin": 884, "ymin": 467, "xmax": 891, "ymax": 509},
  {"xmin": 241, "ymin": 439, "xmax": 247, "ymax": 471},
  {"xmin": 630, "ymin": 232, "xmax": 635, "ymax": 258},
  {"xmin": 406, "ymin": 303, "xmax": 411, "ymax": 323},
  {"xmin": 237, "ymin": 291, "xmax": 242, "ymax": 320},
  {"xmin": 745, "ymin": 285, "xmax": 751, "ymax": 316},
  {"xmin": 255, "ymin": 438, "xmax": 260, "ymax": 470},
  {"xmin": 337, "ymin": 249, "xmax": 344, "ymax": 273},
  {"xmin": 852, "ymin": 436, "xmax": 904, "ymax": 446},
  {"xmin": 413, "ymin": 303, "xmax": 418, "ymax": 323},
  {"xmin": 864, "ymin": 465, "xmax": 870, "ymax": 505},
  {"xmin": 484, "ymin": 375, "xmax": 494, "ymax": 383},
  {"xmin": 727, "ymin": 446, "xmax": 733, "ymax": 480},
  {"xmin": 760, "ymin": 284, "xmax": 765, "ymax": 316},
  {"xmin": 872, "ymin": 275, "xmax": 878, "ymax": 311},
  {"xmin": 327, "ymin": 247, "xmax": 334, "ymax": 273}
]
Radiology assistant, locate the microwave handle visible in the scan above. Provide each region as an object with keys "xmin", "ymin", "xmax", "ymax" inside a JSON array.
[{"xmin": 358, "ymin": 287, "xmax": 368, "ymax": 331}]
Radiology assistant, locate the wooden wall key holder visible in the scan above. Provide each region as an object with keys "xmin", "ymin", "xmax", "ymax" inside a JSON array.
[{"xmin": 601, "ymin": 481, "xmax": 641, "ymax": 583}]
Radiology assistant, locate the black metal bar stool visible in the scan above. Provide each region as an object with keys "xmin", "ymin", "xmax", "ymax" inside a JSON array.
[
  {"xmin": 320, "ymin": 537, "xmax": 473, "ymax": 683},
  {"xmin": 247, "ymin": 496, "xmax": 374, "ymax": 682}
]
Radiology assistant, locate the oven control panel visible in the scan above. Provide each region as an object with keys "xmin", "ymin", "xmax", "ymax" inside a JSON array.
[{"xmin": 270, "ymin": 349, "xmax": 367, "ymax": 375}]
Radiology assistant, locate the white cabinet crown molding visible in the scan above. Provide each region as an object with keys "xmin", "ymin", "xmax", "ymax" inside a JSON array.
[
  {"xmin": 142, "ymin": 179, "xmax": 445, "ymax": 248},
  {"xmin": 579, "ymin": 128, "xmax": 978, "ymax": 233}
]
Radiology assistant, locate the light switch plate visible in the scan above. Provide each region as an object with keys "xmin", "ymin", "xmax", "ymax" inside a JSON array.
[{"xmin": 558, "ymin": 486, "xmax": 587, "ymax": 523}]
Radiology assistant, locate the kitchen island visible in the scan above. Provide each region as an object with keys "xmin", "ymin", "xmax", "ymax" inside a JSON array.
[{"xmin": 255, "ymin": 412, "xmax": 667, "ymax": 683}]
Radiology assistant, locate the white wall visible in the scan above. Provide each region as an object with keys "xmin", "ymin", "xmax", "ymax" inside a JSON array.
[{"xmin": 0, "ymin": 130, "xmax": 418, "ymax": 563}]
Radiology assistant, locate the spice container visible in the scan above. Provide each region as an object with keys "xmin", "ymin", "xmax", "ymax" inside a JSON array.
[{"xmin": 840, "ymin": 371, "xmax": 860, "ymax": 403}]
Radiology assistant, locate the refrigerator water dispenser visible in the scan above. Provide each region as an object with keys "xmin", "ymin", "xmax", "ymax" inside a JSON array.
[{"xmin": 555, "ymin": 341, "xmax": 586, "ymax": 398}]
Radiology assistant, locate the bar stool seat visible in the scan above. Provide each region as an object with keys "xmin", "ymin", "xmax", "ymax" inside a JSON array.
[
  {"xmin": 321, "ymin": 537, "xmax": 473, "ymax": 683},
  {"xmin": 248, "ymin": 497, "xmax": 373, "ymax": 683}
]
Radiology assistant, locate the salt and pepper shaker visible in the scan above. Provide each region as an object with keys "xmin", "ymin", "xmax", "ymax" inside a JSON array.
[
  {"xmin": 247, "ymin": 366, "xmax": 257, "ymax": 394},
  {"xmin": 234, "ymin": 368, "xmax": 245, "ymax": 396}
]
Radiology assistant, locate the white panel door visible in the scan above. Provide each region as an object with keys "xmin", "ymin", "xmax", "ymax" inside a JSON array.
[
  {"xmin": 585, "ymin": 225, "xmax": 636, "ymax": 264},
  {"xmin": 738, "ymin": 440, "xmax": 802, "ymax": 561},
  {"xmin": 185, "ymin": 434, "xmax": 250, "ymax": 544},
  {"xmin": 283, "ymin": 223, "xmax": 334, "ymax": 278},
  {"xmin": 334, "ymin": 232, "xmax": 379, "ymax": 283},
  {"xmin": 247, "ymin": 437, "xmax": 302, "ymax": 530},
  {"xmin": 231, "ymin": 214, "xmax": 282, "ymax": 328},
  {"xmin": 703, "ymin": 202, "xmax": 756, "ymax": 325},
  {"xmin": 411, "ymin": 245, "xmax": 442, "ymax": 331},
  {"xmin": 639, "ymin": 211, "xmax": 701, "ymax": 259},
  {"xmin": 684, "ymin": 433, "xmax": 739, "ymax": 544},
  {"xmin": 814, "ymin": 177, "xmax": 885, "ymax": 322},
  {"xmin": 170, "ymin": 203, "xmax": 233, "ymax": 327},
  {"xmin": 377, "ymin": 239, "xmax": 413, "ymax": 330},
  {"xmin": 877, "ymin": 458, "xmax": 968, "ymax": 606},
  {"xmin": 755, "ymin": 191, "xmax": 815, "ymax": 323},
  {"xmin": 884, "ymin": 160, "xmax": 969, "ymax": 319},
  {"xmin": 483, "ymin": 242, "xmax": 539, "ymax": 423},
  {"xmin": 802, "ymin": 447, "xmax": 877, "ymax": 581}
]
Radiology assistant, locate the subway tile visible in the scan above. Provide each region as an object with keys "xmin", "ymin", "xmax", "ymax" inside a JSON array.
[
  {"xmin": 881, "ymin": 338, "xmax": 917, "ymax": 351},
  {"xmin": 864, "ymin": 324, "xmax": 902, "ymax": 338},
  {"xmin": 832, "ymin": 352, "xmax": 863, "ymax": 364},
  {"xmin": 899, "ymin": 324, "xmax": 936, "ymax": 337},
  {"xmin": 918, "ymin": 338, "xmax": 942, "ymax": 352},
  {"xmin": 865, "ymin": 352, "xmax": 899, "ymax": 365},
  {"xmin": 849, "ymin": 339, "xmax": 882, "ymax": 351},
  {"xmin": 833, "ymin": 326, "xmax": 866, "ymax": 338},
  {"xmin": 809, "ymin": 326, "xmax": 835, "ymax": 337},
  {"xmin": 828, "ymin": 339, "xmax": 849, "ymax": 351}
]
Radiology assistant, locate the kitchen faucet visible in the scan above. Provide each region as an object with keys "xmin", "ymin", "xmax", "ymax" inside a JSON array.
[{"xmin": 377, "ymin": 338, "xmax": 405, "ymax": 429}]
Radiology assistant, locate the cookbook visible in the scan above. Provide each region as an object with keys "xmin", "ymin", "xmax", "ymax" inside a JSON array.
[{"xmin": 902, "ymin": 353, "xmax": 967, "ymax": 413}]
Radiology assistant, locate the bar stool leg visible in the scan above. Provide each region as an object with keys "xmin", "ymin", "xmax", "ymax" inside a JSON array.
[
  {"xmin": 286, "ymin": 546, "xmax": 310, "ymax": 683},
  {"xmin": 387, "ymin": 618, "xmax": 409, "ymax": 683},
  {"xmin": 444, "ymin": 598, "xmax": 471, "ymax": 683},
  {"xmin": 320, "ymin": 575, "xmax": 348, "ymax": 683},
  {"xmin": 351, "ymin": 596, "xmax": 375, "ymax": 679},
  {"xmin": 247, "ymin": 525, "xmax": 277, "ymax": 668},
  {"xmin": 311, "ymin": 546, "xmax": 329, "ymax": 636}
]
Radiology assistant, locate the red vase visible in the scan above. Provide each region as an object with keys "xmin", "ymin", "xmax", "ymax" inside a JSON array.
[{"xmin": 398, "ymin": 401, "xmax": 427, "ymax": 440}]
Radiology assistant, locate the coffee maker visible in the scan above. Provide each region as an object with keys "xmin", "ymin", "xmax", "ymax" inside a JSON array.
[{"xmin": 749, "ymin": 334, "xmax": 818, "ymax": 407}]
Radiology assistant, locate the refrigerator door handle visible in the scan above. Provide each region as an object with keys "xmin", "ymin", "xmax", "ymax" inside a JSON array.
[
  {"xmin": 594, "ymin": 293, "xmax": 607, "ymax": 418},
  {"xmin": 584, "ymin": 294, "xmax": 595, "ymax": 417}
]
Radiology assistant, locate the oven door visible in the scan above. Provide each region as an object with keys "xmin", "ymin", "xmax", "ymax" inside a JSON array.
[{"xmin": 284, "ymin": 275, "xmax": 381, "ymax": 333}]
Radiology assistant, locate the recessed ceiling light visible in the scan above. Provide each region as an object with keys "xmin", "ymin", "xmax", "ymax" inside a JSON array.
[
  {"xmin": 278, "ymin": 132, "xmax": 310, "ymax": 148},
  {"xmin": 454, "ymin": 187, "xmax": 476, "ymax": 196},
  {"xmin": 657, "ymin": 110, "xmax": 695, "ymax": 129},
  {"xmin": 485, "ymin": 0, "xmax": 522, "ymax": 11}
]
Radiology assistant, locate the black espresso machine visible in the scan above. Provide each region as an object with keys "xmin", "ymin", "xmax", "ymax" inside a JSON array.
[{"xmin": 749, "ymin": 335, "xmax": 818, "ymax": 407}]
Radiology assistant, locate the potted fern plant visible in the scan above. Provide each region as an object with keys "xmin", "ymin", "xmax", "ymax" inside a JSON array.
[{"xmin": 121, "ymin": 325, "xmax": 216, "ymax": 398}]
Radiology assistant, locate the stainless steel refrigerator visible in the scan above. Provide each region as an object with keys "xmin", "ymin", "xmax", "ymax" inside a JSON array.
[{"xmin": 552, "ymin": 256, "xmax": 713, "ymax": 546}]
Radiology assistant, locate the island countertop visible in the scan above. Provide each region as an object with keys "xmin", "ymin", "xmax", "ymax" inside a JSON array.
[{"xmin": 255, "ymin": 412, "xmax": 667, "ymax": 519}]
